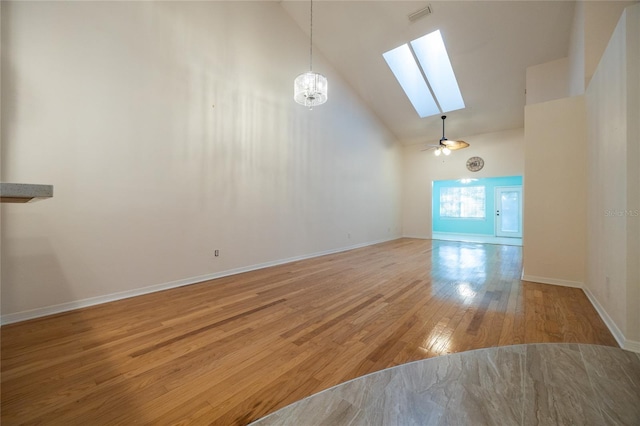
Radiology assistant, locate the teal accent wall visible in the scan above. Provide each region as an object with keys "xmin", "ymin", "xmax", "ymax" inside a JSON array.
[{"xmin": 432, "ymin": 176, "xmax": 522, "ymax": 235}]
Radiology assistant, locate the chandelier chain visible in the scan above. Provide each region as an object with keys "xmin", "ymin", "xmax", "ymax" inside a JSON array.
[
  {"xmin": 309, "ymin": 0, "xmax": 313, "ymax": 71},
  {"xmin": 293, "ymin": 0, "xmax": 327, "ymax": 107}
]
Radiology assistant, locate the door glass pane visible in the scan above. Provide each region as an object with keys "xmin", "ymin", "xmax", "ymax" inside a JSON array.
[{"xmin": 500, "ymin": 191, "xmax": 520, "ymax": 233}]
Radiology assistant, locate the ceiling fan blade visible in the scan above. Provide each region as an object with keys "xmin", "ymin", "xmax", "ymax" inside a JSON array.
[
  {"xmin": 442, "ymin": 140, "xmax": 470, "ymax": 150},
  {"xmin": 421, "ymin": 117, "xmax": 470, "ymax": 152},
  {"xmin": 438, "ymin": 116, "xmax": 471, "ymax": 150}
]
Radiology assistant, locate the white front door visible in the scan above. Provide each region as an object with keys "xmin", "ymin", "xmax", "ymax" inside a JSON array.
[{"xmin": 495, "ymin": 187, "xmax": 522, "ymax": 238}]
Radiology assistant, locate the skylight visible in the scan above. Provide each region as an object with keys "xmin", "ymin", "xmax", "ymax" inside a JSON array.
[
  {"xmin": 383, "ymin": 30, "xmax": 464, "ymax": 118},
  {"xmin": 382, "ymin": 45, "xmax": 440, "ymax": 118}
]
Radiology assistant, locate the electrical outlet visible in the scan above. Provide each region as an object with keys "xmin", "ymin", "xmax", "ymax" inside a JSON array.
[{"xmin": 214, "ymin": 250, "xmax": 219, "ymax": 257}]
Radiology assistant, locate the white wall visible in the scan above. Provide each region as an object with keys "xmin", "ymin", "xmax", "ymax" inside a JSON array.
[
  {"xmin": 402, "ymin": 128, "xmax": 524, "ymax": 239},
  {"xmin": 626, "ymin": 3, "xmax": 640, "ymax": 347},
  {"xmin": 0, "ymin": 1, "xmax": 402, "ymax": 321},
  {"xmin": 523, "ymin": 1, "xmax": 639, "ymax": 351},
  {"xmin": 526, "ymin": 57, "xmax": 569, "ymax": 105},
  {"xmin": 523, "ymin": 96, "xmax": 587, "ymax": 287},
  {"xmin": 584, "ymin": 0, "xmax": 638, "ymax": 87},
  {"xmin": 567, "ymin": 0, "xmax": 637, "ymax": 95},
  {"xmin": 585, "ymin": 3, "xmax": 640, "ymax": 346},
  {"xmin": 568, "ymin": 0, "xmax": 586, "ymax": 96}
]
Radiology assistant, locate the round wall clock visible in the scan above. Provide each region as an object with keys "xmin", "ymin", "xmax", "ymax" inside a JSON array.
[{"xmin": 466, "ymin": 157, "xmax": 484, "ymax": 172}]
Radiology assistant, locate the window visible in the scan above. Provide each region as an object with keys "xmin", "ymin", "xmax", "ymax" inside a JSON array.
[
  {"xmin": 440, "ymin": 186, "xmax": 485, "ymax": 218},
  {"xmin": 383, "ymin": 30, "xmax": 465, "ymax": 118},
  {"xmin": 382, "ymin": 44, "xmax": 439, "ymax": 117}
]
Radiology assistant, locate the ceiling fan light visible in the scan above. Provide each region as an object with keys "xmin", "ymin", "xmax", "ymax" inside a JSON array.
[
  {"xmin": 434, "ymin": 148, "xmax": 441, "ymax": 156},
  {"xmin": 442, "ymin": 147, "xmax": 451, "ymax": 155}
]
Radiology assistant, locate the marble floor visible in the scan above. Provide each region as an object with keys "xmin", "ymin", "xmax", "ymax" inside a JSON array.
[{"xmin": 251, "ymin": 344, "xmax": 640, "ymax": 425}]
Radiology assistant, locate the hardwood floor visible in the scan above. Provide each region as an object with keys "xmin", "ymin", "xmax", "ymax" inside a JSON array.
[{"xmin": 1, "ymin": 239, "xmax": 617, "ymax": 425}]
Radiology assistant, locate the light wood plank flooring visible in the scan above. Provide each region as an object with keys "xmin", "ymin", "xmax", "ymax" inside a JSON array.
[{"xmin": 1, "ymin": 239, "xmax": 617, "ymax": 425}]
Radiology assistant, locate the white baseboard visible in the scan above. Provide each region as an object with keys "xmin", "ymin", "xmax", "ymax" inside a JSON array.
[
  {"xmin": 582, "ymin": 286, "xmax": 626, "ymax": 349},
  {"xmin": 582, "ymin": 286, "xmax": 640, "ymax": 353},
  {"xmin": 0, "ymin": 236, "xmax": 400, "ymax": 326},
  {"xmin": 432, "ymin": 232, "xmax": 522, "ymax": 246},
  {"xmin": 520, "ymin": 274, "xmax": 639, "ymax": 353},
  {"xmin": 401, "ymin": 234, "xmax": 430, "ymax": 240},
  {"xmin": 5, "ymin": 236, "xmax": 639, "ymax": 355},
  {"xmin": 521, "ymin": 274, "xmax": 584, "ymax": 289},
  {"xmin": 624, "ymin": 340, "xmax": 640, "ymax": 353}
]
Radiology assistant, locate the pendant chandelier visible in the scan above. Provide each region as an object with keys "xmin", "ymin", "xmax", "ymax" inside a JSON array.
[{"xmin": 294, "ymin": 0, "xmax": 327, "ymax": 108}]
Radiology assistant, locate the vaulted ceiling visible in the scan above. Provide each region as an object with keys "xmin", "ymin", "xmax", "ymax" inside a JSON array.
[{"xmin": 281, "ymin": 1, "xmax": 575, "ymax": 145}]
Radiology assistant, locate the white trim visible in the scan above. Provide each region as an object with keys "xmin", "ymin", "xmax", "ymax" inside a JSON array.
[
  {"xmin": 432, "ymin": 232, "xmax": 522, "ymax": 246},
  {"xmin": 521, "ymin": 277, "xmax": 640, "ymax": 353},
  {"xmin": 0, "ymin": 237, "xmax": 400, "ymax": 325},
  {"xmin": 582, "ymin": 286, "xmax": 627, "ymax": 349},
  {"xmin": 624, "ymin": 340, "xmax": 640, "ymax": 353},
  {"xmin": 5, "ymin": 235, "xmax": 639, "ymax": 355},
  {"xmin": 401, "ymin": 234, "xmax": 430, "ymax": 240},
  {"xmin": 521, "ymin": 274, "xmax": 583, "ymax": 289}
]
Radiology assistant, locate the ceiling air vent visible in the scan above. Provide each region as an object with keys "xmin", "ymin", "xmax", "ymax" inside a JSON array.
[{"xmin": 408, "ymin": 4, "xmax": 433, "ymax": 23}]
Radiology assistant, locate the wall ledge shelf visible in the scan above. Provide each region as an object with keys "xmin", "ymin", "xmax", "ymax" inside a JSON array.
[{"xmin": 0, "ymin": 183, "xmax": 54, "ymax": 203}]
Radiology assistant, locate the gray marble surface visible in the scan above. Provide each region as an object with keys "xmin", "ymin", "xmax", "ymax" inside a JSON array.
[
  {"xmin": 252, "ymin": 344, "xmax": 640, "ymax": 425},
  {"xmin": 0, "ymin": 182, "xmax": 53, "ymax": 202}
]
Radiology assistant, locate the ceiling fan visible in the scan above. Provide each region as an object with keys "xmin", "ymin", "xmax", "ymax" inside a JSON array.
[{"xmin": 423, "ymin": 115, "xmax": 469, "ymax": 156}]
